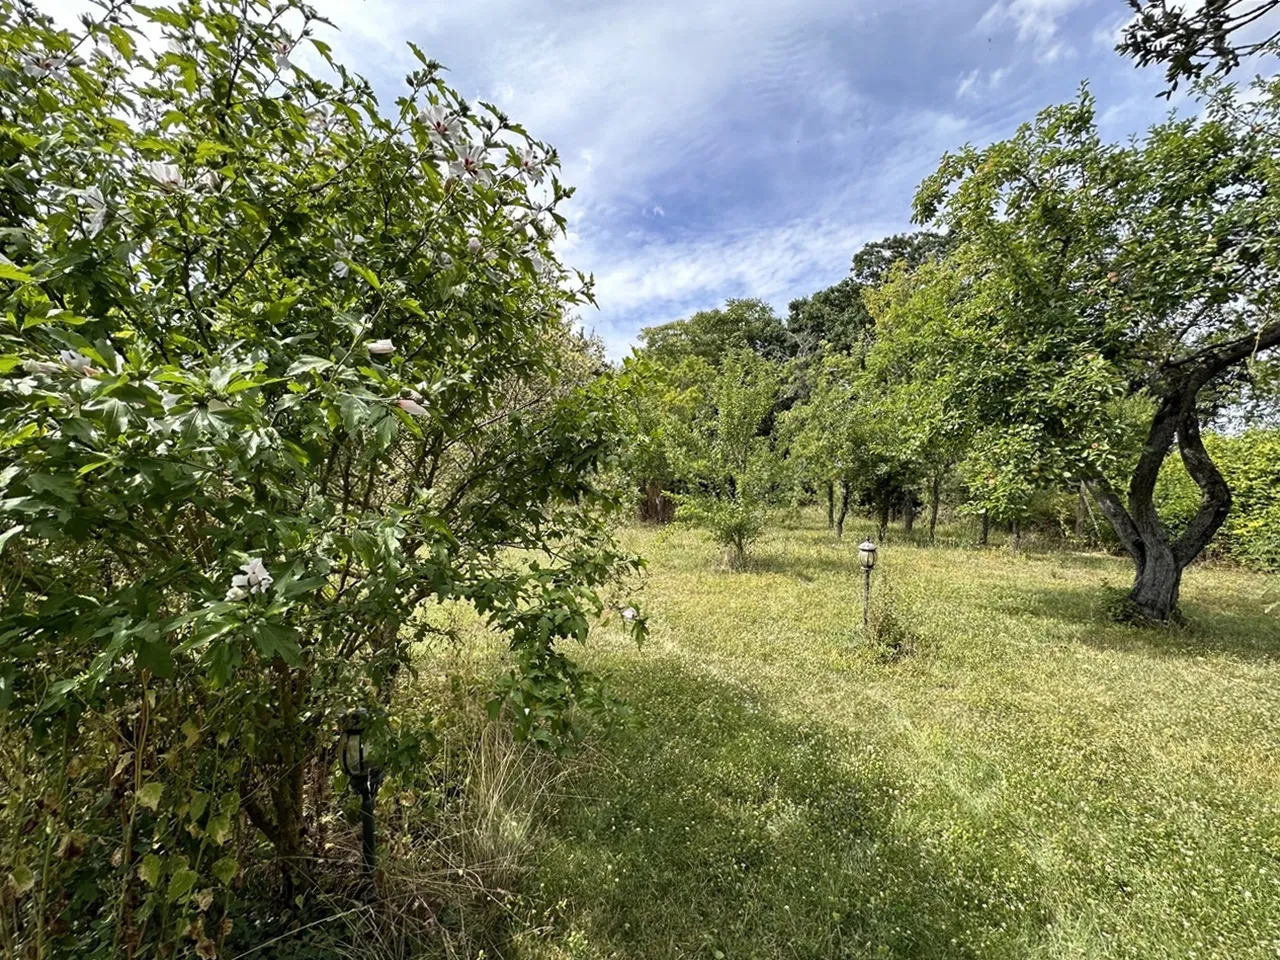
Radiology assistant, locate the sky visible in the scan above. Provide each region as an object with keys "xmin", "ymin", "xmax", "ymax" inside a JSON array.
[{"xmin": 47, "ymin": 0, "xmax": 1210, "ymax": 356}]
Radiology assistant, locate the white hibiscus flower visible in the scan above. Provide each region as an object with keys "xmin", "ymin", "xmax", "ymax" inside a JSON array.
[
  {"xmin": 417, "ymin": 103, "xmax": 461, "ymax": 144},
  {"xmin": 449, "ymin": 143, "xmax": 491, "ymax": 184},
  {"xmin": 22, "ymin": 53, "xmax": 69, "ymax": 80},
  {"xmin": 515, "ymin": 147, "xmax": 544, "ymax": 184},
  {"xmin": 226, "ymin": 557, "xmax": 273, "ymax": 601},
  {"xmin": 141, "ymin": 161, "xmax": 184, "ymax": 193},
  {"xmin": 82, "ymin": 187, "xmax": 107, "ymax": 237},
  {"xmin": 396, "ymin": 397, "xmax": 428, "ymax": 418}
]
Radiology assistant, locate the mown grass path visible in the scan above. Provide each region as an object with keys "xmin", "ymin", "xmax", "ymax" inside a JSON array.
[{"xmin": 520, "ymin": 515, "xmax": 1280, "ymax": 960}]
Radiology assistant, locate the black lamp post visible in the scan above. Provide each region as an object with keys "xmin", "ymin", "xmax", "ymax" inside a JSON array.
[
  {"xmin": 858, "ymin": 539, "xmax": 877, "ymax": 629},
  {"xmin": 339, "ymin": 710, "xmax": 381, "ymax": 876}
]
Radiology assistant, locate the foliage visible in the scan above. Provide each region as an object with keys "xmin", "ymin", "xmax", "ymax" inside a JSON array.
[
  {"xmin": 785, "ymin": 275, "xmax": 872, "ymax": 357},
  {"xmin": 1156, "ymin": 429, "xmax": 1280, "ymax": 570},
  {"xmin": 0, "ymin": 0, "xmax": 643, "ymax": 953},
  {"xmin": 849, "ymin": 229, "xmax": 952, "ymax": 287},
  {"xmin": 637, "ymin": 298, "xmax": 795, "ymax": 367},
  {"xmin": 1119, "ymin": 1, "xmax": 1280, "ymax": 94}
]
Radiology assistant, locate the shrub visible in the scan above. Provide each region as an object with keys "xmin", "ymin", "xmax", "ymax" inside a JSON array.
[{"xmin": 0, "ymin": 1, "xmax": 642, "ymax": 953}]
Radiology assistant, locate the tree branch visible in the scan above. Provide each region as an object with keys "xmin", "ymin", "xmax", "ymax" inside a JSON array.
[{"xmin": 1172, "ymin": 411, "xmax": 1233, "ymax": 567}]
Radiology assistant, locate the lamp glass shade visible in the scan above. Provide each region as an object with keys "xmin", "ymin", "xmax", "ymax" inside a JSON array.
[
  {"xmin": 858, "ymin": 540, "xmax": 877, "ymax": 569},
  {"xmin": 341, "ymin": 730, "xmax": 365, "ymax": 777},
  {"xmin": 340, "ymin": 712, "xmax": 368, "ymax": 777}
]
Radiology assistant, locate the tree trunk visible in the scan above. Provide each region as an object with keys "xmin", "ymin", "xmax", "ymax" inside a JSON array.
[
  {"xmin": 639, "ymin": 481, "xmax": 674, "ymax": 523},
  {"xmin": 1088, "ymin": 400, "xmax": 1232, "ymax": 622},
  {"xmin": 1127, "ymin": 537, "xmax": 1182, "ymax": 621},
  {"xmin": 928, "ymin": 473, "xmax": 941, "ymax": 544},
  {"xmin": 1075, "ymin": 483, "xmax": 1086, "ymax": 540},
  {"xmin": 876, "ymin": 500, "xmax": 889, "ymax": 542},
  {"xmin": 826, "ymin": 481, "xmax": 835, "ymax": 530},
  {"xmin": 1011, "ymin": 518, "xmax": 1021, "ymax": 555},
  {"xmin": 903, "ymin": 491, "xmax": 917, "ymax": 535},
  {"xmin": 835, "ymin": 480, "xmax": 851, "ymax": 539},
  {"xmin": 980, "ymin": 510, "xmax": 989, "ymax": 546}
]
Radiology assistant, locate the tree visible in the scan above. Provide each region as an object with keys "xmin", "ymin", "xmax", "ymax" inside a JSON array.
[
  {"xmin": 905, "ymin": 83, "xmax": 1280, "ymax": 620},
  {"xmin": 638, "ymin": 298, "xmax": 796, "ymax": 367},
  {"xmin": 786, "ymin": 276, "xmax": 873, "ymax": 357},
  {"xmin": 671, "ymin": 350, "xmax": 779, "ymax": 567},
  {"xmin": 0, "ymin": 0, "xmax": 642, "ymax": 948},
  {"xmin": 850, "ymin": 230, "xmax": 952, "ymax": 288},
  {"xmin": 1119, "ymin": 0, "xmax": 1280, "ymax": 94}
]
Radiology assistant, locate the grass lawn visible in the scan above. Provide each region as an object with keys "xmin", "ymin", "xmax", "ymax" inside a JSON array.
[{"xmin": 516, "ymin": 513, "xmax": 1280, "ymax": 960}]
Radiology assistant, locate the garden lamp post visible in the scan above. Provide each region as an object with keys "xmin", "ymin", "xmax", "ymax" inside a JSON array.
[
  {"xmin": 339, "ymin": 710, "xmax": 381, "ymax": 876},
  {"xmin": 858, "ymin": 539, "xmax": 877, "ymax": 629}
]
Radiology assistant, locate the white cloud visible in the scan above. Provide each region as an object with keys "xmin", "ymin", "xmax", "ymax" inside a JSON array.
[{"xmin": 978, "ymin": 0, "xmax": 1086, "ymax": 62}]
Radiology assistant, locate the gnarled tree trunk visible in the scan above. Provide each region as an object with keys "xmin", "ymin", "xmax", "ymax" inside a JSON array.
[
  {"xmin": 826, "ymin": 481, "xmax": 835, "ymax": 530},
  {"xmin": 1089, "ymin": 399, "xmax": 1231, "ymax": 622},
  {"xmin": 903, "ymin": 491, "xmax": 918, "ymax": 535}
]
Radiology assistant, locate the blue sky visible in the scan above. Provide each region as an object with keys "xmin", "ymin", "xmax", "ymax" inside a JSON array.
[{"xmin": 53, "ymin": 0, "xmax": 1203, "ymax": 355}]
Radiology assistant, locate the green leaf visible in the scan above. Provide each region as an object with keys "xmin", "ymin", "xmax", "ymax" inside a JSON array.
[
  {"xmin": 252, "ymin": 622, "xmax": 301, "ymax": 666},
  {"xmin": 0, "ymin": 259, "xmax": 34, "ymax": 283},
  {"xmin": 286, "ymin": 356, "xmax": 332, "ymax": 377},
  {"xmin": 207, "ymin": 812, "xmax": 232, "ymax": 846},
  {"xmin": 9, "ymin": 864, "xmax": 34, "ymax": 897},
  {"xmin": 136, "ymin": 782, "xmax": 163, "ymax": 811},
  {"xmin": 137, "ymin": 854, "xmax": 162, "ymax": 887},
  {"xmin": 211, "ymin": 857, "xmax": 238, "ymax": 885},
  {"xmin": 136, "ymin": 638, "xmax": 174, "ymax": 679},
  {"xmin": 349, "ymin": 263, "xmax": 381, "ymax": 290},
  {"xmin": 167, "ymin": 867, "xmax": 198, "ymax": 902}
]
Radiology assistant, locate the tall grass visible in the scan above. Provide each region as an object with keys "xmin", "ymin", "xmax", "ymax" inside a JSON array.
[{"xmin": 517, "ymin": 512, "xmax": 1280, "ymax": 959}]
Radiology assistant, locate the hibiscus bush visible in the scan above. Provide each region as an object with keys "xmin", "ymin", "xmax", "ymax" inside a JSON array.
[{"xmin": 0, "ymin": 0, "xmax": 641, "ymax": 954}]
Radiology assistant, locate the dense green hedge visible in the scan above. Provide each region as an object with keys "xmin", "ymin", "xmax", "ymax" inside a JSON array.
[{"xmin": 1155, "ymin": 429, "xmax": 1280, "ymax": 571}]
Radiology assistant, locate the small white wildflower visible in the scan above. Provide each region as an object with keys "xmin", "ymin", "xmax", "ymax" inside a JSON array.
[
  {"xmin": 22, "ymin": 54, "xmax": 69, "ymax": 80},
  {"xmin": 273, "ymin": 41, "xmax": 293, "ymax": 72},
  {"xmin": 467, "ymin": 236, "xmax": 482, "ymax": 255},
  {"xmin": 449, "ymin": 143, "xmax": 491, "ymax": 184},
  {"xmin": 396, "ymin": 397, "xmax": 428, "ymax": 418},
  {"xmin": 331, "ymin": 260, "xmax": 349, "ymax": 280},
  {"xmin": 365, "ymin": 338, "xmax": 395, "ymax": 356},
  {"xmin": 141, "ymin": 161, "xmax": 184, "ymax": 193},
  {"xmin": 229, "ymin": 557, "xmax": 273, "ymax": 598},
  {"xmin": 621, "ymin": 607, "xmax": 638, "ymax": 622},
  {"xmin": 82, "ymin": 187, "xmax": 107, "ymax": 237},
  {"xmin": 224, "ymin": 585, "xmax": 249, "ymax": 602},
  {"xmin": 23, "ymin": 359, "xmax": 63, "ymax": 375},
  {"xmin": 417, "ymin": 103, "xmax": 461, "ymax": 143}
]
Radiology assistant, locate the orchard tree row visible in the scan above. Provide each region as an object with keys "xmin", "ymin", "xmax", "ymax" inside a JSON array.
[{"xmin": 622, "ymin": 79, "xmax": 1280, "ymax": 621}]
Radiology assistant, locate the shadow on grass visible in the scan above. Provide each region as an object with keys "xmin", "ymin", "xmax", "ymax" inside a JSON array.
[
  {"xmin": 998, "ymin": 581, "xmax": 1280, "ymax": 663},
  {"xmin": 527, "ymin": 658, "xmax": 1051, "ymax": 959}
]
